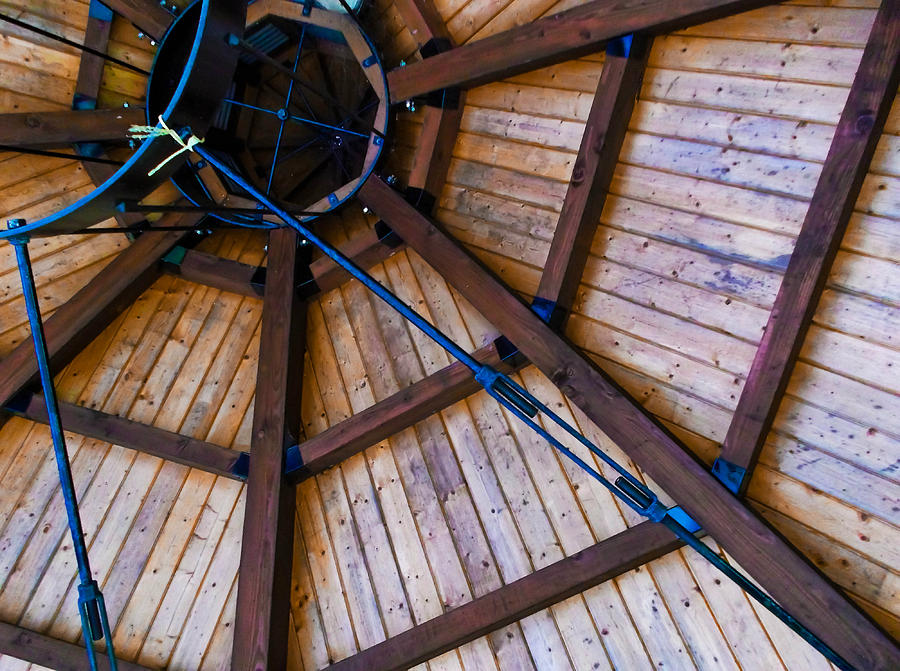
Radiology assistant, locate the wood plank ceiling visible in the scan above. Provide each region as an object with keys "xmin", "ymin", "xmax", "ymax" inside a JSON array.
[{"xmin": 0, "ymin": 0, "xmax": 897, "ymax": 669}]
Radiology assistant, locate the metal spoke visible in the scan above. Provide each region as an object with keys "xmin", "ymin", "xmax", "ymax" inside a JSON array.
[
  {"xmin": 288, "ymin": 114, "xmax": 368, "ymax": 138},
  {"xmin": 267, "ymin": 26, "xmax": 307, "ymax": 195}
]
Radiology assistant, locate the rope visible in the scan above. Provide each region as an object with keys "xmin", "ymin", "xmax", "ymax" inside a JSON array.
[{"xmin": 128, "ymin": 116, "xmax": 204, "ymax": 176}]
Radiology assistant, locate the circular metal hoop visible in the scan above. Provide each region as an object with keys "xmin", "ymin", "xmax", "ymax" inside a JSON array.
[{"xmin": 0, "ymin": 0, "xmax": 246, "ymax": 240}]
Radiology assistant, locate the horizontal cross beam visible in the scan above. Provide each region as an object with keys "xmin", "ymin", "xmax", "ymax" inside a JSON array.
[
  {"xmin": 328, "ymin": 522, "xmax": 682, "ymax": 670},
  {"xmin": 287, "ymin": 339, "xmax": 523, "ymax": 482},
  {"xmin": 0, "ymin": 108, "xmax": 145, "ymax": 147},
  {"xmin": 5, "ymin": 392, "xmax": 247, "ymax": 479}
]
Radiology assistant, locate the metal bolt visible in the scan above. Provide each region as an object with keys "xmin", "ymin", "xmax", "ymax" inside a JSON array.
[
  {"xmin": 386, "ymin": 175, "xmax": 397, "ymax": 185},
  {"xmin": 150, "ymin": 40, "xmax": 157, "ymax": 46},
  {"xmin": 399, "ymin": 60, "xmax": 406, "ymax": 67},
  {"xmin": 137, "ymin": 32, "xmax": 144, "ymax": 39},
  {"xmin": 263, "ymin": 244, "xmax": 268, "ymax": 252},
  {"xmin": 7, "ymin": 218, "xmax": 25, "ymax": 229},
  {"xmin": 300, "ymin": 238, "xmax": 309, "ymax": 246},
  {"xmin": 362, "ymin": 207, "xmax": 369, "ymax": 214}
]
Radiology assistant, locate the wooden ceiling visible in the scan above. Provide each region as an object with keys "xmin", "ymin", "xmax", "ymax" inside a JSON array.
[{"xmin": 0, "ymin": 0, "xmax": 898, "ymax": 670}]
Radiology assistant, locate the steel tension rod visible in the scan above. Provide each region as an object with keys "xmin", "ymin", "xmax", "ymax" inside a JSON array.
[
  {"xmin": 191, "ymin": 146, "xmax": 855, "ymax": 671},
  {"xmin": 6, "ymin": 219, "xmax": 119, "ymax": 671}
]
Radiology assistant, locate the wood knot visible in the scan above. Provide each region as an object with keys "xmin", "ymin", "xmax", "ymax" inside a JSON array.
[
  {"xmin": 24, "ymin": 115, "xmax": 41, "ymax": 129},
  {"xmin": 855, "ymin": 110, "xmax": 875, "ymax": 135},
  {"xmin": 571, "ymin": 162, "xmax": 586, "ymax": 185}
]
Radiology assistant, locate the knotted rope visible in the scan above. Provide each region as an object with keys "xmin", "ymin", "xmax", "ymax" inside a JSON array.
[{"xmin": 128, "ymin": 115, "xmax": 204, "ymax": 176}]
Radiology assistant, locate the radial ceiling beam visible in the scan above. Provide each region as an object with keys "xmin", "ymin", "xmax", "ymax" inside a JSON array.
[
  {"xmin": 0, "ymin": 108, "xmax": 145, "ymax": 147},
  {"xmin": 0, "ymin": 621, "xmax": 153, "ymax": 671},
  {"xmin": 163, "ymin": 247, "xmax": 266, "ymax": 298},
  {"xmin": 5, "ymin": 391, "xmax": 248, "ymax": 480},
  {"xmin": 394, "ymin": 0, "xmax": 452, "ymax": 48},
  {"xmin": 100, "ymin": 0, "xmax": 174, "ymax": 41},
  {"xmin": 388, "ymin": 0, "xmax": 778, "ymax": 101},
  {"xmin": 358, "ymin": 176, "xmax": 900, "ymax": 670},
  {"xmin": 286, "ymin": 338, "xmax": 523, "ymax": 483},
  {"xmin": 231, "ymin": 227, "xmax": 307, "ymax": 671},
  {"xmin": 719, "ymin": 0, "xmax": 900, "ymax": 492},
  {"xmin": 0, "ymin": 214, "xmax": 198, "ymax": 410},
  {"xmin": 535, "ymin": 35, "xmax": 651, "ymax": 325},
  {"xmin": 328, "ymin": 521, "xmax": 682, "ymax": 671}
]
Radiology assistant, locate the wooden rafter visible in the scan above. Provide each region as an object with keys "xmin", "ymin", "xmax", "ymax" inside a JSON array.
[
  {"xmin": 164, "ymin": 247, "xmax": 266, "ymax": 298},
  {"xmin": 720, "ymin": 0, "xmax": 900, "ymax": 490},
  {"xmin": 0, "ymin": 108, "xmax": 145, "ymax": 146},
  {"xmin": 359, "ymin": 175, "xmax": 900, "ymax": 670},
  {"xmin": 0, "ymin": 621, "xmax": 153, "ymax": 671},
  {"xmin": 100, "ymin": 0, "xmax": 173, "ymax": 41},
  {"xmin": 388, "ymin": 0, "xmax": 780, "ymax": 101},
  {"xmin": 328, "ymin": 522, "xmax": 682, "ymax": 671},
  {"xmin": 535, "ymin": 35, "xmax": 651, "ymax": 323},
  {"xmin": 0, "ymin": 215, "xmax": 197, "ymax": 410},
  {"xmin": 287, "ymin": 338, "xmax": 522, "ymax": 482},
  {"xmin": 6, "ymin": 392, "xmax": 247, "ymax": 480},
  {"xmin": 231, "ymin": 227, "xmax": 307, "ymax": 670}
]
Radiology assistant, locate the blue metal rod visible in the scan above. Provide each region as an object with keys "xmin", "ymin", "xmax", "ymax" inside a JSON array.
[
  {"xmin": 288, "ymin": 114, "xmax": 368, "ymax": 139},
  {"xmin": 8, "ymin": 220, "xmax": 118, "ymax": 671},
  {"xmin": 189, "ymin": 151, "xmax": 854, "ymax": 671},
  {"xmin": 267, "ymin": 26, "xmax": 306, "ymax": 196}
]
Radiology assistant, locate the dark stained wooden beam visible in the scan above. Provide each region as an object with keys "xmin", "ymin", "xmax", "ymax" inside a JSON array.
[
  {"xmin": 231, "ymin": 227, "xmax": 307, "ymax": 671},
  {"xmin": 407, "ymin": 98, "xmax": 465, "ymax": 202},
  {"xmin": 388, "ymin": 0, "xmax": 777, "ymax": 101},
  {"xmin": 307, "ymin": 225, "xmax": 405, "ymax": 296},
  {"xmin": 0, "ymin": 213, "xmax": 196, "ymax": 410},
  {"xmin": 359, "ymin": 176, "xmax": 900, "ymax": 670},
  {"xmin": 5, "ymin": 392, "xmax": 247, "ymax": 480},
  {"xmin": 287, "ymin": 340, "xmax": 522, "ymax": 483},
  {"xmin": 329, "ymin": 522, "xmax": 682, "ymax": 671},
  {"xmin": 0, "ymin": 108, "xmax": 145, "ymax": 147},
  {"xmin": 536, "ymin": 36, "xmax": 651, "ymax": 322},
  {"xmin": 394, "ymin": 0, "xmax": 451, "ymax": 47},
  {"xmin": 720, "ymin": 0, "xmax": 900, "ymax": 490},
  {"xmin": 164, "ymin": 248, "xmax": 265, "ymax": 298},
  {"xmin": 73, "ymin": 1, "xmax": 113, "ymax": 106},
  {"xmin": 0, "ymin": 620, "xmax": 153, "ymax": 671},
  {"xmin": 101, "ymin": 0, "xmax": 173, "ymax": 41}
]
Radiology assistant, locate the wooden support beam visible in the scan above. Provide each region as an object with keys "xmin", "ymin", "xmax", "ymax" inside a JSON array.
[
  {"xmin": 307, "ymin": 225, "xmax": 405, "ymax": 296},
  {"xmin": 394, "ymin": 0, "xmax": 451, "ymax": 47},
  {"xmin": 5, "ymin": 392, "xmax": 247, "ymax": 480},
  {"xmin": 535, "ymin": 36, "xmax": 651, "ymax": 322},
  {"xmin": 287, "ymin": 340, "xmax": 522, "ymax": 482},
  {"xmin": 388, "ymin": 0, "xmax": 777, "ymax": 101},
  {"xmin": 73, "ymin": 0, "xmax": 113, "ymax": 106},
  {"xmin": 407, "ymin": 97, "xmax": 465, "ymax": 202},
  {"xmin": 0, "ymin": 214, "xmax": 196, "ymax": 410},
  {"xmin": 329, "ymin": 522, "xmax": 682, "ymax": 671},
  {"xmin": 0, "ymin": 108, "xmax": 145, "ymax": 147},
  {"xmin": 359, "ymin": 176, "xmax": 900, "ymax": 670},
  {"xmin": 231, "ymin": 227, "xmax": 307, "ymax": 671},
  {"xmin": 720, "ymin": 0, "xmax": 900, "ymax": 489},
  {"xmin": 165, "ymin": 248, "xmax": 265, "ymax": 298},
  {"xmin": 101, "ymin": 0, "xmax": 173, "ymax": 41},
  {"xmin": 0, "ymin": 621, "xmax": 154, "ymax": 671}
]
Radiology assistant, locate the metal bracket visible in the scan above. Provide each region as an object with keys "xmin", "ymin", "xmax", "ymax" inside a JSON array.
[
  {"xmin": 530, "ymin": 297, "xmax": 566, "ymax": 330},
  {"xmin": 606, "ymin": 34, "xmax": 634, "ymax": 58},
  {"xmin": 285, "ymin": 443, "xmax": 303, "ymax": 474},
  {"xmin": 231, "ymin": 451, "xmax": 251, "ymax": 479},
  {"xmin": 374, "ymin": 220, "xmax": 404, "ymax": 248},
  {"xmin": 161, "ymin": 245, "xmax": 188, "ymax": 266},
  {"xmin": 666, "ymin": 505, "xmax": 702, "ymax": 534},
  {"xmin": 404, "ymin": 186, "xmax": 436, "ymax": 215},
  {"xmin": 493, "ymin": 335, "xmax": 528, "ymax": 368},
  {"xmin": 711, "ymin": 457, "xmax": 747, "ymax": 494}
]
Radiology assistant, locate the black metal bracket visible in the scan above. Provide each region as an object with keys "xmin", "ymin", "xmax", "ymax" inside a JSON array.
[
  {"xmin": 711, "ymin": 457, "xmax": 747, "ymax": 494},
  {"xmin": 417, "ymin": 37, "xmax": 460, "ymax": 109},
  {"xmin": 285, "ymin": 443, "xmax": 303, "ymax": 474},
  {"xmin": 530, "ymin": 296, "xmax": 567, "ymax": 331},
  {"xmin": 375, "ymin": 219, "xmax": 404, "ymax": 248},
  {"xmin": 404, "ymin": 186, "xmax": 436, "ymax": 216},
  {"xmin": 231, "ymin": 451, "xmax": 251, "ymax": 479}
]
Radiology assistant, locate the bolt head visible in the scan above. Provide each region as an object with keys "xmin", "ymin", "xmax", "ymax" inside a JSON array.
[{"xmin": 138, "ymin": 32, "xmax": 144, "ymax": 39}]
